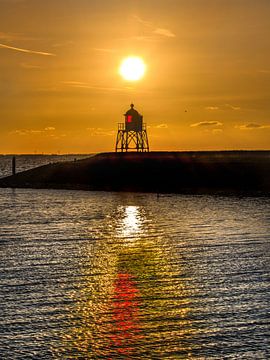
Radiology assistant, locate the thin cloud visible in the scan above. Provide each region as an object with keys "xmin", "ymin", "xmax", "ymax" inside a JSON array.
[
  {"xmin": 205, "ymin": 104, "xmax": 240, "ymax": 111},
  {"xmin": 133, "ymin": 15, "xmax": 152, "ymax": 27},
  {"xmin": 133, "ymin": 15, "xmax": 176, "ymax": 39},
  {"xmin": 86, "ymin": 127, "xmax": 114, "ymax": 136},
  {"xmin": 205, "ymin": 106, "xmax": 219, "ymax": 110},
  {"xmin": 153, "ymin": 28, "xmax": 176, "ymax": 38},
  {"xmin": 10, "ymin": 127, "xmax": 56, "ymax": 135},
  {"xmin": 0, "ymin": 42, "xmax": 56, "ymax": 56},
  {"xmin": 225, "ymin": 104, "xmax": 241, "ymax": 110},
  {"xmin": 235, "ymin": 123, "xmax": 270, "ymax": 130},
  {"xmin": 128, "ymin": 35, "xmax": 160, "ymax": 42},
  {"xmin": 155, "ymin": 123, "xmax": 168, "ymax": 128},
  {"xmin": 63, "ymin": 81, "xmax": 135, "ymax": 93},
  {"xmin": 63, "ymin": 81, "xmax": 89, "ymax": 86},
  {"xmin": 191, "ymin": 121, "xmax": 223, "ymax": 127},
  {"xmin": 12, "ymin": 129, "xmax": 42, "ymax": 135}
]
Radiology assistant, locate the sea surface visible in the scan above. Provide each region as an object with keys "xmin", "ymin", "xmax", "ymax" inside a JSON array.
[{"xmin": 0, "ymin": 157, "xmax": 269, "ymax": 359}]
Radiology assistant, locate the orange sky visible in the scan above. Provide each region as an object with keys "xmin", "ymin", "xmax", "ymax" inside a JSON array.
[{"xmin": 0, "ymin": 0, "xmax": 270, "ymax": 153}]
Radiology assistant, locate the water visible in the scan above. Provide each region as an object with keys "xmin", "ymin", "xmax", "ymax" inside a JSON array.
[
  {"xmin": 0, "ymin": 155, "xmax": 92, "ymax": 178},
  {"xmin": 0, "ymin": 187, "xmax": 269, "ymax": 359}
]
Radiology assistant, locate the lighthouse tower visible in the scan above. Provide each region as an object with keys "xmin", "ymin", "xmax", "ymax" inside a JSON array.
[{"xmin": 115, "ymin": 104, "xmax": 149, "ymax": 152}]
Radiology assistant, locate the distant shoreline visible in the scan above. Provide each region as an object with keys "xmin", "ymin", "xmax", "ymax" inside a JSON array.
[
  {"xmin": 0, "ymin": 153, "xmax": 95, "ymax": 156},
  {"xmin": 0, "ymin": 150, "xmax": 269, "ymax": 156},
  {"xmin": 0, "ymin": 151, "xmax": 269, "ymax": 196}
]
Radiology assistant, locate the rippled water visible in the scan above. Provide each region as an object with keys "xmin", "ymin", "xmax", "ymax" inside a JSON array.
[{"xmin": 0, "ymin": 189, "xmax": 269, "ymax": 359}]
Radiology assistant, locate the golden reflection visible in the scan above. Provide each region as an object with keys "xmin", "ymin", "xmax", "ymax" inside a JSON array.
[
  {"xmin": 119, "ymin": 205, "xmax": 141, "ymax": 239},
  {"xmin": 109, "ymin": 272, "xmax": 143, "ymax": 356},
  {"xmin": 56, "ymin": 202, "xmax": 196, "ymax": 358}
]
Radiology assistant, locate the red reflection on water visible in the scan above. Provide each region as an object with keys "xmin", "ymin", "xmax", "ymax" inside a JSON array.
[{"xmin": 109, "ymin": 272, "xmax": 142, "ymax": 356}]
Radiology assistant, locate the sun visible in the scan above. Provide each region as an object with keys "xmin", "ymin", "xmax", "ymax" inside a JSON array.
[{"xmin": 119, "ymin": 56, "xmax": 146, "ymax": 81}]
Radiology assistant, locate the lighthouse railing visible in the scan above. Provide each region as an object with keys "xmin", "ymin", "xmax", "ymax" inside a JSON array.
[
  {"xmin": 118, "ymin": 123, "xmax": 125, "ymax": 130},
  {"xmin": 118, "ymin": 122, "xmax": 147, "ymax": 131}
]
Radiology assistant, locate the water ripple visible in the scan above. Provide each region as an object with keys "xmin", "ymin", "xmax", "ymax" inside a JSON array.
[{"xmin": 0, "ymin": 189, "xmax": 269, "ymax": 359}]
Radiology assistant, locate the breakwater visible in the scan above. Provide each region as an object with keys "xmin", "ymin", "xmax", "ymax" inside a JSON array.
[{"xmin": 0, "ymin": 151, "xmax": 269, "ymax": 195}]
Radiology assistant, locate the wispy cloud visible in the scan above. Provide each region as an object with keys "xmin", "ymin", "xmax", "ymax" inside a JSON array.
[
  {"xmin": 153, "ymin": 28, "xmax": 176, "ymax": 38},
  {"xmin": 191, "ymin": 121, "xmax": 223, "ymax": 127},
  {"xmin": 10, "ymin": 127, "xmax": 56, "ymax": 136},
  {"xmin": 155, "ymin": 123, "xmax": 168, "ymax": 129},
  {"xmin": 225, "ymin": 104, "xmax": 241, "ymax": 110},
  {"xmin": 0, "ymin": 42, "xmax": 56, "ymax": 56},
  {"xmin": 235, "ymin": 123, "xmax": 270, "ymax": 130},
  {"xmin": 63, "ymin": 81, "xmax": 88, "ymax": 86},
  {"xmin": 205, "ymin": 106, "xmax": 219, "ymax": 110},
  {"xmin": 86, "ymin": 127, "xmax": 114, "ymax": 136},
  {"xmin": 133, "ymin": 15, "xmax": 152, "ymax": 27},
  {"xmin": 205, "ymin": 104, "xmax": 240, "ymax": 111},
  {"xmin": 62, "ymin": 81, "xmax": 135, "ymax": 93},
  {"xmin": 133, "ymin": 15, "xmax": 176, "ymax": 39},
  {"xmin": 128, "ymin": 35, "xmax": 160, "ymax": 42}
]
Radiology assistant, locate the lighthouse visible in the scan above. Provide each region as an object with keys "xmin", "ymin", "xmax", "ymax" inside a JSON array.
[{"xmin": 115, "ymin": 104, "xmax": 149, "ymax": 152}]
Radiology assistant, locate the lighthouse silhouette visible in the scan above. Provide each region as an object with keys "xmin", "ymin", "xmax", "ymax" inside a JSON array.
[{"xmin": 115, "ymin": 104, "xmax": 149, "ymax": 152}]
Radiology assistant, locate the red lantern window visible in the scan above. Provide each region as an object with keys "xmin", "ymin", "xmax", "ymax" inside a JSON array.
[{"xmin": 127, "ymin": 115, "xmax": 132, "ymax": 123}]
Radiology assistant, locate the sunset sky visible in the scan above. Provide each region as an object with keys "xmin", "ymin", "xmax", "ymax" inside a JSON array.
[{"xmin": 0, "ymin": 0, "xmax": 270, "ymax": 153}]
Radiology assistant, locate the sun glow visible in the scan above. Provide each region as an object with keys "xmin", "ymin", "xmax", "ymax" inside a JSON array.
[{"xmin": 119, "ymin": 57, "xmax": 146, "ymax": 81}]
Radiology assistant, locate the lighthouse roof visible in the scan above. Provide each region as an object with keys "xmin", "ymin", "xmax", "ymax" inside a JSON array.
[{"xmin": 124, "ymin": 103, "xmax": 141, "ymax": 117}]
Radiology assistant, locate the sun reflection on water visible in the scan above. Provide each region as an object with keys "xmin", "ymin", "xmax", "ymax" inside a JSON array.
[
  {"xmin": 118, "ymin": 205, "xmax": 141, "ymax": 239},
  {"xmin": 55, "ymin": 202, "xmax": 195, "ymax": 358}
]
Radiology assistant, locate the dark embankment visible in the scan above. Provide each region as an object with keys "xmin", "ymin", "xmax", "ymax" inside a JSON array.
[{"xmin": 0, "ymin": 151, "xmax": 269, "ymax": 195}]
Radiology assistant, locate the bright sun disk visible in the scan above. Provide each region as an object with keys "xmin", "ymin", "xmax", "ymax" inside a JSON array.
[{"xmin": 119, "ymin": 56, "xmax": 146, "ymax": 81}]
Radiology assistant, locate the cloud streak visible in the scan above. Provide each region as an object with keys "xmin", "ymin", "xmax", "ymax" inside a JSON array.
[
  {"xmin": 205, "ymin": 106, "xmax": 219, "ymax": 110},
  {"xmin": 133, "ymin": 15, "xmax": 176, "ymax": 39},
  {"xmin": 191, "ymin": 121, "xmax": 223, "ymax": 127},
  {"xmin": 205, "ymin": 104, "xmax": 241, "ymax": 111},
  {"xmin": 155, "ymin": 123, "xmax": 168, "ymax": 129},
  {"xmin": 10, "ymin": 127, "xmax": 56, "ymax": 136},
  {"xmin": 0, "ymin": 43, "xmax": 56, "ymax": 56},
  {"xmin": 153, "ymin": 28, "xmax": 176, "ymax": 38},
  {"xmin": 62, "ymin": 81, "xmax": 136, "ymax": 93},
  {"xmin": 235, "ymin": 123, "xmax": 270, "ymax": 130},
  {"xmin": 86, "ymin": 127, "xmax": 114, "ymax": 136}
]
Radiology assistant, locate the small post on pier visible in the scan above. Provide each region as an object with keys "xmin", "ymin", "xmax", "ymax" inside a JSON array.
[{"xmin": 12, "ymin": 156, "xmax": 16, "ymax": 175}]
